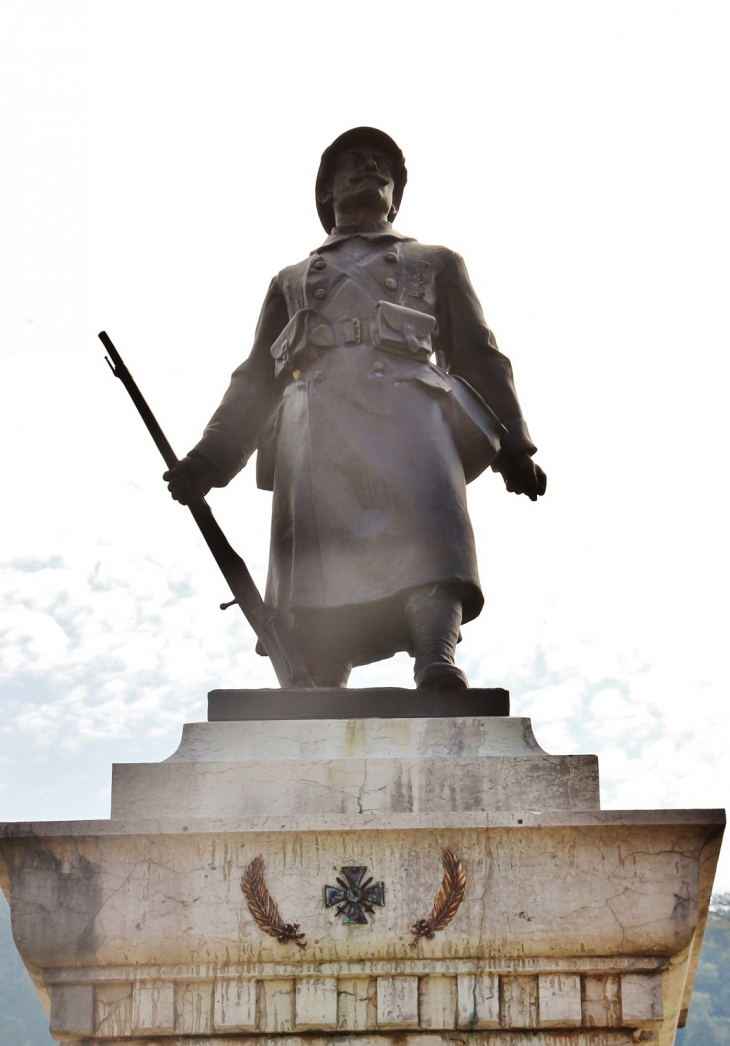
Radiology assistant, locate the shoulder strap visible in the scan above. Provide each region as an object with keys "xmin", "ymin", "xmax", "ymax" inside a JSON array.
[{"xmin": 323, "ymin": 247, "xmax": 394, "ymax": 306}]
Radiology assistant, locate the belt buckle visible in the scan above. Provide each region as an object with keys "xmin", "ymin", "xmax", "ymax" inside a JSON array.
[{"xmin": 352, "ymin": 318, "xmax": 361, "ymax": 345}]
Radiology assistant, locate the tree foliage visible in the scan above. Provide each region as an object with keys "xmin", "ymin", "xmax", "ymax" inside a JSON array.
[
  {"xmin": 0, "ymin": 896, "xmax": 54, "ymax": 1046},
  {"xmin": 677, "ymin": 893, "xmax": 730, "ymax": 1045}
]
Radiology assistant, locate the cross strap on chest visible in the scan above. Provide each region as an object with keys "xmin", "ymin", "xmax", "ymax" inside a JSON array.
[
  {"xmin": 270, "ymin": 249, "xmax": 439, "ymax": 375},
  {"xmin": 315, "ymin": 248, "xmax": 398, "ymax": 309}
]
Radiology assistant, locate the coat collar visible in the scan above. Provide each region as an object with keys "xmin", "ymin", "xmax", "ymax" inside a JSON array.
[{"xmin": 316, "ymin": 220, "xmax": 416, "ymax": 252}]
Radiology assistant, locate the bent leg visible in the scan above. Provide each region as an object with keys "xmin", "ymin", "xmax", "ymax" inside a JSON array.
[{"xmin": 293, "ymin": 614, "xmax": 353, "ymax": 688}]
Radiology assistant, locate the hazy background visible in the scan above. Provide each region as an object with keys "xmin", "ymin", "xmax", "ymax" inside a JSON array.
[{"xmin": 1, "ymin": 1, "xmax": 728, "ymax": 890}]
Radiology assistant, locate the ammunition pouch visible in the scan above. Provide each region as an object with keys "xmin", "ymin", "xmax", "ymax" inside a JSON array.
[{"xmin": 370, "ymin": 301, "xmax": 437, "ymax": 362}]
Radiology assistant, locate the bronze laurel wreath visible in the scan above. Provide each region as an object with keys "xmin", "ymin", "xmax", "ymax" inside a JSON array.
[
  {"xmin": 410, "ymin": 848, "xmax": 466, "ymax": 947},
  {"xmin": 241, "ymin": 856, "xmax": 307, "ymax": 949}
]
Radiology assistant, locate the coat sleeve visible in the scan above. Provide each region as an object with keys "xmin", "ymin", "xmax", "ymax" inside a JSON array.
[
  {"xmin": 435, "ymin": 250, "xmax": 537, "ymax": 465},
  {"xmin": 191, "ymin": 275, "xmax": 288, "ymax": 484}
]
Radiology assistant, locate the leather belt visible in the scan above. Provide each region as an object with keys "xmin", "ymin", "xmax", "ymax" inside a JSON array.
[
  {"xmin": 309, "ymin": 318, "xmax": 361, "ymax": 348},
  {"xmin": 307, "ymin": 315, "xmax": 433, "ymax": 363}
]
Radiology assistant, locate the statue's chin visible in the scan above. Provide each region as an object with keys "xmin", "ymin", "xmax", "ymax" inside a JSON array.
[{"xmin": 336, "ymin": 186, "xmax": 390, "ymax": 219}]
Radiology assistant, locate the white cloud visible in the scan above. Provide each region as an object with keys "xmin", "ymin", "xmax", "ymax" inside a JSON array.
[{"xmin": 0, "ymin": 1, "xmax": 728, "ymax": 893}]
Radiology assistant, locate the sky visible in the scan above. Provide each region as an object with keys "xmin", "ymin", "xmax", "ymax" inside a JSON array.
[{"xmin": 0, "ymin": 2, "xmax": 728, "ymax": 889}]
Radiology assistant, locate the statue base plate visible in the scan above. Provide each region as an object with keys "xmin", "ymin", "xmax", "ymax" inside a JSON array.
[{"xmin": 208, "ymin": 686, "xmax": 509, "ymax": 721}]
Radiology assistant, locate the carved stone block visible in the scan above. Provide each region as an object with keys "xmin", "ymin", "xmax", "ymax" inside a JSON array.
[
  {"xmin": 95, "ymin": 983, "xmax": 133, "ymax": 1037},
  {"xmin": 295, "ymin": 976, "xmax": 338, "ymax": 1029},
  {"xmin": 214, "ymin": 977, "xmax": 257, "ymax": 1032},
  {"xmin": 174, "ymin": 979, "xmax": 214, "ymax": 1034},
  {"xmin": 621, "ymin": 972, "xmax": 663, "ymax": 1026},
  {"xmin": 456, "ymin": 972, "xmax": 500, "ymax": 1028},
  {"xmin": 131, "ymin": 980, "xmax": 174, "ymax": 1034},
  {"xmin": 376, "ymin": 975, "xmax": 419, "ymax": 1028},
  {"xmin": 337, "ymin": 977, "xmax": 376, "ymax": 1030},
  {"xmin": 110, "ymin": 717, "xmax": 601, "ymax": 820},
  {"xmin": 582, "ymin": 974, "xmax": 621, "ymax": 1027},
  {"xmin": 419, "ymin": 975, "xmax": 457, "ymax": 1029},
  {"xmin": 49, "ymin": 983, "xmax": 94, "ymax": 1039},
  {"xmin": 259, "ymin": 978, "xmax": 295, "ymax": 1033},
  {"xmin": 500, "ymin": 975, "xmax": 539, "ymax": 1028},
  {"xmin": 538, "ymin": 973, "xmax": 582, "ymax": 1027}
]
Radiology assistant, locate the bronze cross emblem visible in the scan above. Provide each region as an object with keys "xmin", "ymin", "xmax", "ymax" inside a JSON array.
[{"xmin": 324, "ymin": 866, "xmax": 385, "ymax": 924}]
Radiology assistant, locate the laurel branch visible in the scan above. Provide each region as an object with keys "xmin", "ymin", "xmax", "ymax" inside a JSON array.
[
  {"xmin": 410, "ymin": 848, "xmax": 466, "ymax": 947},
  {"xmin": 241, "ymin": 856, "xmax": 307, "ymax": 949}
]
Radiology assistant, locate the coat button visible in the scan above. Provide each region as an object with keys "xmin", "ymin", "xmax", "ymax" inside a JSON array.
[
  {"xmin": 313, "ymin": 258, "xmax": 327, "ymax": 270},
  {"xmin": 384, "ymin": 277, "xmax": 397, "ymax": 290},
  {"xmin": 313, "ymin": 288, "xmax": 326, "ymax": 299},
  {"xmin": 372, "ymin": 361, "xmax": 386, "ymax": 374},
  {"xmin": 385, "ymin": 251, "xmax": 397, "ymax": 262},
  {"xmin": 313, "ymin": 370, "xmax": 325, "ymax": 382}
]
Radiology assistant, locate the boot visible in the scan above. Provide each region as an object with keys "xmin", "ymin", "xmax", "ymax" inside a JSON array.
[
  {"xmin": 294, "ymin": 614, "xmax": 353, "ymax": 688},
  {"xmin": 306, "ymin": 657, "xmax": 352, "ymax": 688},
  {"xmin": 405, "ymin": 585, "xmax": 469, "ymax": 690}
]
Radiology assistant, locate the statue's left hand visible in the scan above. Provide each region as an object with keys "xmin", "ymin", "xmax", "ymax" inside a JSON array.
[{"xmin": 498, "ymin": 452, "xmax": 547, "ymax": 501}]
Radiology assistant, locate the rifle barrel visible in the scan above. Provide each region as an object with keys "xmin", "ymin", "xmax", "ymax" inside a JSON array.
[
  {"xmin": 98, "ymin": 330, "xmax": 313, "ymax": 688},
  {"xmin": 99, "ymin": 331, "xmax": 178, "ymax": 470}
]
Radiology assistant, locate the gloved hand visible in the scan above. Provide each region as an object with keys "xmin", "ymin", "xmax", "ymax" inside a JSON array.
[
  {"xmin": 163, "ymin": 453, "xmax": 219, "ymax": 506},
  {"xmin": 498, "ymin": 452, "xmax": 547, "ymax": 501}
]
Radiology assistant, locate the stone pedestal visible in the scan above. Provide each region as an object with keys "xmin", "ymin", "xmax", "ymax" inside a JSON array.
[{"xmin": 0, "ymin": 697, "xmax": 724, "ymax": 1046}]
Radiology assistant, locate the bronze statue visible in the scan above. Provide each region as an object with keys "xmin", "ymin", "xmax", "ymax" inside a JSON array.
[{"xmin": 164, "ymin": 127, "xmax": 546, "ymax": 690}]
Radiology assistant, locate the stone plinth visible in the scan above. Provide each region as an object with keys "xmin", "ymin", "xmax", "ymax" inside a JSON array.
[
  {"xmin": 111, "ymin": 715, "xmax": 600, "ymax": 818},
  {"xmin": 0, "ymin": 709, "xmax": 723, "ymax": 1046}
]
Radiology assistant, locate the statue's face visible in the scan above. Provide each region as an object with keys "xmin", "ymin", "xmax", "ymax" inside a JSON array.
[{"xmin": 327, "ymin": 142, "xmax": 395, "ymax": 221}]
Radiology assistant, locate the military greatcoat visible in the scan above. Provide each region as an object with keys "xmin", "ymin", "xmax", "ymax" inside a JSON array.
[{"xmin": 193, "ymin": 220, "xmax": 536, "ymax": 666}]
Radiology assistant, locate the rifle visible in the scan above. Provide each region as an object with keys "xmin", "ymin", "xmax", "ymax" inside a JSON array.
[{"xmin": 98, "ymin": 331, "xmax": 314, "ymax": 688}]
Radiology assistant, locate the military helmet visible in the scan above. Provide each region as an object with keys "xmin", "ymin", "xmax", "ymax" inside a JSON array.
[{"xmin": 315, "ymin": 126, "xmax": 407, "ymax": 234}]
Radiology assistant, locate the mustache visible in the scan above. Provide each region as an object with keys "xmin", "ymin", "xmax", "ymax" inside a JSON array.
[{"xmin": 351, "ymin": 171, "xmax": 389, "ymax": 186}]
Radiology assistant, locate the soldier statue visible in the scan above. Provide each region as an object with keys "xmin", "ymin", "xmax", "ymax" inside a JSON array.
[{"xmin": 164, "ymin": 127, "xmax": 546, "ymax": 690}]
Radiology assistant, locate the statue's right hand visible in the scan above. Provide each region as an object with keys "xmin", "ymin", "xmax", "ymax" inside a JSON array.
[{"xmin": 163, "ymin": 454, "xmax": 218, "ymax": 505}]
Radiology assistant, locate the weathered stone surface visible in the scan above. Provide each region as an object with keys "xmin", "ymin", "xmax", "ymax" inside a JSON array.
[
  {"xmin": 49, "ymin": 983, "xmax": 94, "ymax": 1039},
  {"xmin": 582, "ymin": 975, "xmax": 621, "ymax": 1028},
  {"xmin": 111, "ymin": 717, "xmax": 599, "ymax": 818},
  {"xmin": 457, "ymin": 972, "xmax": 500, "ymax": 1028},
  {"xmin": 214, "ymin": 978, "xmax": 257, "ymax": 1032},
  {"xmin": 1, "ymin": 821, "xmax": 713, "ymax": 968},
  {"xmin": 621, "ymin": 973, "xmax": 663, "ymax": 1027},
  {"xmin": 500, "ymin": 975, "xmax": 539, "ymax": 1028},
  {"xmin": 0, "ymin": 714, "xmax": 723, "ymax": 1046},
  {"xmin": 39, "ymin": 963, "xmax": 678, "ymax": 1040},
  {"xmin": 377, "ymin": 976, "xmax": 419, "ymax": 1028},
  {"xmin": 111, "ymin": 753, "xmax": 601, "ymax": 819},
  {"xmin": 96, "ymin": 983, "xmax": 133, "ymax": 1037},
  {"xmin": 51, "ymin": 1034, "xmax": 653, "ymax": 1046},
  {"xmin": 132, "ymin": 981, "xmax": 174, "ymax": 1034},
  {"xmin": 419, "ymin": 975, "xmax": 457, "ymax": 1029},
  {"xmin": 175, "ymin": 980, "xmax": 214, "ymax": 1034},
  {"xmin": 166, "ymin": 716, "xmax": 546, "ymax": 762},
  {"xmin": 538, "ymin": 974, "xmax": 582, "ymax": 1028},
  {"xmin": 296, "ymin": 977, "xmax": 338, "ymax": 1029},
  {"xmin": 259, "ymin": 979, "xmax": 295, "ymax": 1033},
  {"xmin": 337, "ymin": 977, "xmax": 376, "ymax": 1031}
]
